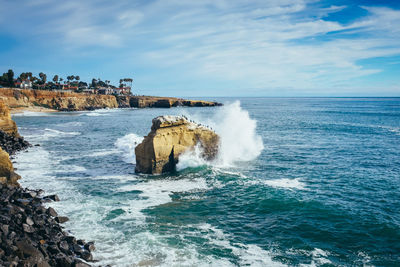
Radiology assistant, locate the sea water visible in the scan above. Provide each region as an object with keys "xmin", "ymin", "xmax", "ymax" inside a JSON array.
[{"xmin": 12, "ymin": 98, "xmax": 400, "ymax": 266}]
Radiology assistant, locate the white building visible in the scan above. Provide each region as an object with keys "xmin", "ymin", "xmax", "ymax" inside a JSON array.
[{"xmin": 20, "ymin": 80, "xmax": 32, "ymax": 89}]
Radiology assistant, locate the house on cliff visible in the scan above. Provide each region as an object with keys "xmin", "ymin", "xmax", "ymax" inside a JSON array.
[{"xmin": 14, "ymin": 80, "xmax": 32, "ymax": 89}]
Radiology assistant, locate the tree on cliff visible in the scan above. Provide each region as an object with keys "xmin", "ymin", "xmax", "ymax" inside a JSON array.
[
  {"xmin": 53, "ymin": 75, "xmax": 59, "ymax": 89},
  {"xmin": 91, "ymin": 78, "xmax": 97, "ymax": 88},
  {"xmin": 39, "ymin": 72, "xmax": 47, "ymax": 84},
  {"xmin": 7, "ymin": 70, "xmax": 15, "ymax": 87},
  {"xmin": 67, "ymin": 75, "xmax": 75, "ymax": 86},
  {"xmin": 19, "ymin": 72, "xmax": 28, "ymax": 81}
]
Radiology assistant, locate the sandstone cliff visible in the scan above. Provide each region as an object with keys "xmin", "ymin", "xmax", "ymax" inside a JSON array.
[
  {"xmin": 0, "ymin": 147, "xmax": 20, "ymax": 185},
  {"xmin": 0, "ymin": 88, "xmax": 118, "ymax": 111},
  {"xmin": 0, "ymin": 100, "xmax": 19, "ymax": 136},
  {"xmin": 0, "ymin": 88, "xmax": 221, "ymax": 111},
  {"xmin": 0, "ymin": 100, "xmax": 30, "ymax": 154},
  {"xmin": 0, "ymin": 100, "xmax": 24, "ymax": 185},
  {"xmin": 127, "ymin": 96, "xmax": 222, "ymax": 108},
  {"xmin": 135, "ymin": 116, "xmax": 219, "ymax": 174}
]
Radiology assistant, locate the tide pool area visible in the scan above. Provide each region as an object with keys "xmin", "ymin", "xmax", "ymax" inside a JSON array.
[{"xmin": 13, "ymin": 98, "xmax": 400, "ymax": 266}]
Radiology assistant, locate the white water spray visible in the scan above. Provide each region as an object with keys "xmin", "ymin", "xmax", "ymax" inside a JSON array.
[
  {"xmin": 177, "ymin": 101, "xmax": 264, "ymax": 170},
  {"xmin": 115, "ymin": 133, "xmax": 143, "ymax": 164}
]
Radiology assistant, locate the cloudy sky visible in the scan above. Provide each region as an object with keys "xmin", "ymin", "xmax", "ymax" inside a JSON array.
[{"xmin": 0, "ymin": 0, "xmax": 399, "ymax": 96}]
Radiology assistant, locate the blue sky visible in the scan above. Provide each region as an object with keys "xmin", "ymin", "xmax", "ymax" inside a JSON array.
[{"xmin": 0, "ymin": 0, "xmax": 399, "ymax": 97}]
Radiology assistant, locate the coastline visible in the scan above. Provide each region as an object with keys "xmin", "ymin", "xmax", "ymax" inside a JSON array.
[
  {"xmin": 0, "ymin": 101, "xmax": 95, "ymax": 266},
  {"xmin": 0, "ymin": 88, "xmax": 222, "ymax": 112},
  {"xmin": 0, "ymin": 89, "xmax": 222, "ymax": 266},
  {"xmin": 10, "ymin": 106, "xmax": 58, "ymax": 114}
]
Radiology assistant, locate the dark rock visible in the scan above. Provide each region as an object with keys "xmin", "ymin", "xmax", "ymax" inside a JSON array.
[
  {"xmin": 26, "ymin": 217, "xmax": 34, "ymax": 226},
  {"xmin": 23, "ymin": 191, "xmax": 37, "ymax": 198},
  {"xmin": 22, "ymin": 223, "xmax": 34, "ymax": 233},
  {"xmin": 74, "ymin": 260, "xmax": 91, "ymax": 267},
  {"xmin": 47, "ymin": 207, "xmax": 58, "ymax": 217},
  {"xmin": 79, "ymin": 251, "xmax": 93, "ymax": 262},
  {"xmin": 55, "ymin": 254, "xmax": 73, "ymax": 267},
  {"xmin": 64, "ymin": 236, "xmax": 76, "ymax": 245},
  {"xmin": 0, "ymin": 172, "xmax": 94, "ymax": 266},
  {"xmin": 73, "ymin": 244, "xmax": 84, "ymax": 254},
  {"xmin": 56, "ymin": 216, "xmax": 69, "ymax": 224},
  {"xmin": 0, "ymin": 224, "xmax": 9, "ymax": 236},
  {"xmin": 0, "ymin": 130, "xmax": 31, "ymax": 155},
  {"xmin": 15, "ymin": 240, "xmax": 44, "ymax": 261},
  {"xmin": 58, "ymin": 241, "xmax": 69, "ymax": 253},
  {"xmin": 47, "ymin": 245, "xmax": 60, "ymax": 255},
  {"xmin": 84, "ymin": 242, "xmax": 95, "ymax": 252},
  {"xmin": 45, "ymin": 194, "xmax": 60, "ymax": 202}
]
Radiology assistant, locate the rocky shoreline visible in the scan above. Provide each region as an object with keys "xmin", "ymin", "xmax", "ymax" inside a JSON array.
[
  {"xmin": 0, "ymin": 100, "xmax": 98, "ymax": 266},
  {"xmin": 0, "ymin": 88, "xmax": 222, "ymax": 112},
  {"xmin": 0, "ymin": 185, "xmax": 95, "ymax": 267}
]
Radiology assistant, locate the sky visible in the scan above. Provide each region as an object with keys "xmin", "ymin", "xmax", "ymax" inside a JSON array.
[{"xmin": 0, "ymin": 0, "xmax": 399, "ymax": 97}]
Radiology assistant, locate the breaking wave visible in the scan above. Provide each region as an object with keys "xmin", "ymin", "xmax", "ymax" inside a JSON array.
[
  {"xmin": 177, "ymin": 101, "xmax": 264, "ymax": 170},
  {"xmin": 115, "ymin": 133, "xmax": 144, "ymax": 164}
]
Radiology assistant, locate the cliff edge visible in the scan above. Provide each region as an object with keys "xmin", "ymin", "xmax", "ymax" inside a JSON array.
[{"xmin": 0, "ymin": 88, "xmax": 221, "ymax": 111}]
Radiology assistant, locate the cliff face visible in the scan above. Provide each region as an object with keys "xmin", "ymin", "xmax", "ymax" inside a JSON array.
[
  {"xmin": 0, "ymin": 100, "xmax": 19, "ymax": 136},
  {"xmin": 0, "ymin": 147, "xmax": 20, "ymax": 185},
  {"xmin": 135, "ymin": 116, "xmax": 219, "ymax": 174},
  {"xmin": 0, "ymin": 88, "xmax": 221, "ymax": 111},
  {"xmin": 0, "ymin": 88, "xmax": 118, "ymax": 111},
  {"xmin": 0, "ymin": 101, "xmax": 21, "ymax": 185},
  {"xmin": 127, "ymin": 96, "xmax": 222, "ymax": 108}
]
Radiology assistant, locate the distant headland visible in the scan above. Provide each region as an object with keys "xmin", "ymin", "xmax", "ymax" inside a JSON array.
[{"xmin": 0, "ymin": 69, "xmax": 221, "ymax": 112}]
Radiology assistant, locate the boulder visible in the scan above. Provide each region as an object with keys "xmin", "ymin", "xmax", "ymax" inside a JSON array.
[{"xmin": 135, "ymin": 115, "xmax": 219, "ymax": 174}]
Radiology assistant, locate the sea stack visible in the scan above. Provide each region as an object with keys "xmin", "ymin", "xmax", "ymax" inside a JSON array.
[{"xmin": 135, "ymin": 115, "xmax": 219, "ymax": 174}]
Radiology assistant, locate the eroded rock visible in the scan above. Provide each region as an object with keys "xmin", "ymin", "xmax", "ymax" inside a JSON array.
[{"xmin": 135, "ymin": 115, "xmax": 219, "ymax": 174}]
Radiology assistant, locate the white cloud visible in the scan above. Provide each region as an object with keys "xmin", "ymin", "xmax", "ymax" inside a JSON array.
[{"xmin": 0, "ymin": 0, "xmax": 399, "ymax": 95}]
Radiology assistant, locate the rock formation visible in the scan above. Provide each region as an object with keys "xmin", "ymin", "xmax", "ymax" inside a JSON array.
[
  {"xmin": 135, "ymin": 116, "xmax": 220, "ymax": 174},
  {"xmin": 127, "ymin": 95, "xmax": 222, "ymax": 108},
  {"xmin": 0, "ymin": 100, "xmax": 30, "ymax": 155},
  {"xmin": 0, "ymin": 88, "xmax": 118, "ymax": 111},
  {"xmin": 0, "ymin": 88, "xmax": 222, "ymax": 111},
  {"xmin": 0, "ymin": 147, "xmax": 20, "ymax": 186},
  {"xmin": 0, "ymin": 100, "xmax": 19, "ymax": 136}
]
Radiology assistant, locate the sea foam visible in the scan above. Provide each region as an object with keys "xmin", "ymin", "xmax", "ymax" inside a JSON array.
[
  {"xmin": 115, "ymin": 133, "xmax": 144, "ymax": 164},
  {"xmin": 177, "ymin": 101, "xmax": 264, "ymax": 170}
]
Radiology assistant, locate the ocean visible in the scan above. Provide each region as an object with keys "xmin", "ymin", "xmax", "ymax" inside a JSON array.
[{"xmin": 12, "ymin": 98, "xmax": 400, "ymax": 266}]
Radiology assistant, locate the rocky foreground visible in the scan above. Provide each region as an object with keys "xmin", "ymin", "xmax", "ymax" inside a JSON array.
[
  {"xmin": 0, "ymin": 88, "xmax": 221, "ymax": 111},
  {"xmin": 0, "ymin": 185, "xmax": 95, "ymax": 267},
  {"xmin": 0, "ymin": 100, "xmax": 97, "ymax": 266},
  {"xmin": 135, "ymin": 115, "xmax": 220, "ymax": 174}
]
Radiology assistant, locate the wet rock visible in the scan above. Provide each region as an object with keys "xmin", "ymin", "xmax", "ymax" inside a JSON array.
[
  {"xmin": 79, "ymin": 250, "xmax": 93, "ymax": 262},
  {"xmin": 45, "ymin": 194, "xmax": 60, "ymax": 202},
  {"xmin": 84, "ymin": 242, "xmax": 95, "ymax": 252},
  {"xmin": 56, "ymin": 216, "xmax": 69, "ymax": 224},
  {"xmin": 75, "ymin": 260, "xmax": 91, "ymax": 267},
  {"xmin": 46, "ymin": 207, "xmax": 58, "ymax": 217}
]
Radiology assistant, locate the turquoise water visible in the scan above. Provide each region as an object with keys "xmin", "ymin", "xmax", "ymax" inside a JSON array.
[{"xmin": 13, "ymin": 98, "xmax": 400, "ymax": 266}]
